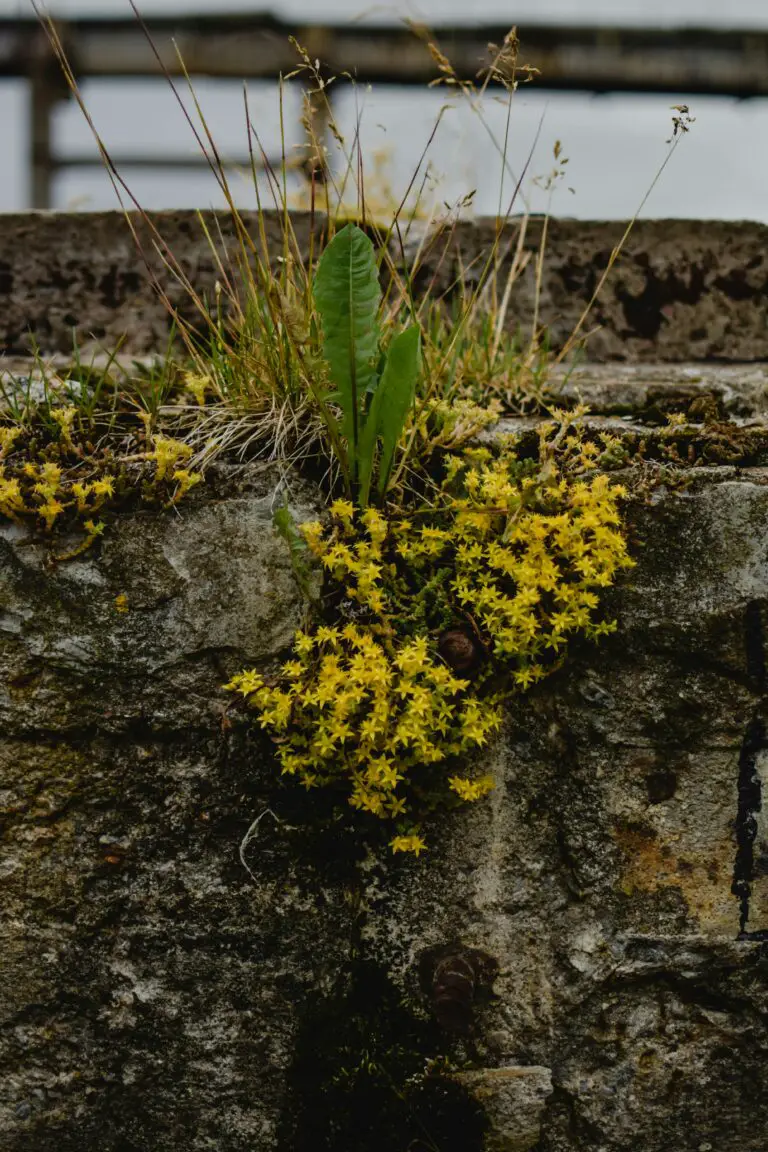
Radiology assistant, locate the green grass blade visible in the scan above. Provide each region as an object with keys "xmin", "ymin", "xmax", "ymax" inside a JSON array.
[
  {"xmin": 356, "ymin": 381, "xmax": 384, "ymax": 508},
  {"xmin": 376, "ymin": 325, "xmax": 421, "ymax": 498}
]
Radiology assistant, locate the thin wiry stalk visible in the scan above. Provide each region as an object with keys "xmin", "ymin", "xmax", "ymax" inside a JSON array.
[
  {"xmin": 29, "ymin": 4, "xmax": 691, "ymax": 509},
  {"xmin": 553, "ymin": 128, "xmax": 691, "ymax": 367}
]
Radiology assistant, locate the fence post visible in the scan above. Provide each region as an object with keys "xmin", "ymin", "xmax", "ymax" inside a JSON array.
[
  {"xmin": 30, "ymin": 71, "xmax": 55, "ymax": 210},
  {"xmin": 27, "ymin": 25, "xmax": 70, "ymax": 210}
]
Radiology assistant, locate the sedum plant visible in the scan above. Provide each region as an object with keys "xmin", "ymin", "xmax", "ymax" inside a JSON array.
[
  {"xmin": 226, "ymin": 415, "xmax": 633, "ymax": 854},
  {"xmin": 0, "ymin": 399, "xmax": 201, "ymax": 555},
  {"xmin": 27, "ymin": 9, "xmax": 686, "ymax": 864}
]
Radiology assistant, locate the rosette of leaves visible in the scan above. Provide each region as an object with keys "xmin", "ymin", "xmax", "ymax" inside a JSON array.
[{"xmin": 313, "ymin": 223, "xmax": 422, "ymax": 506}]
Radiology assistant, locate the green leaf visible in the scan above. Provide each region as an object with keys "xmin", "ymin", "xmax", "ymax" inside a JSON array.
[
  {"xmin": 273, "ymin": 501, "xmax": 317, "ymax": 602},
  {"xmin": 313, "ymin": 224, "xmax": 381, "ymax": 472},
  {"xmin": 376, "ymin": 325, "xmax": 421, "ymax": 498},
  {"xmin": 358, "ymin": 324, "xmax": 421, "ymax": 506}
]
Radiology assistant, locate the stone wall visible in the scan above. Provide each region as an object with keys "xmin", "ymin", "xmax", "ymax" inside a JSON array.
[
  {"xmin": 3, "ymin": 213, "xmax": 768, "ymax": 362},
  {"xmin": 1, "ymin": 214, "xmax": 768, "ymax": 1152}
]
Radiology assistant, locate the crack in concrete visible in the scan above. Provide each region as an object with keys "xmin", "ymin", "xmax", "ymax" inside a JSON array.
[{"xmin": 732, "ymin": 601, "xmax": 767, "ymax": 936}]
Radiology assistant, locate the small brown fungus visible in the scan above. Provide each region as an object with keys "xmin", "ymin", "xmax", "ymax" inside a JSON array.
[
  {"xmin": 419, "ymin": 943, "xmax": 499, "ymax": 1034},
  {"xmin": 438, "ymin": 627, "xmax": 483, "ymax": 674}
]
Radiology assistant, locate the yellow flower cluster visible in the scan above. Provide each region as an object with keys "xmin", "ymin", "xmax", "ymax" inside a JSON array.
[
  {"xmin": 448, "ymin": 774, "xmax": 495, "ymax": 802},
  {"xmin": 226, "ymin": 623, "xmax": 503, "ymax": 834},
  {"xmin": 0, "ymin": 457, "xmax": 116, "ymax": 536},
  {"xmin": 227, "ymin": 425, "xmax": 632, "ymax": 854},
  {"xmin": 184, "ymin": 373, "xmax": 212, "ymax": 407},
  {"xmin": 300, "ymin": 502, "xmax": 390, "ymax": 615},
  {"xmin": 397, "ymin": 450, "xmax": 633, "ymax": 684},
  {"xmin": 147, "ymin": 436, "xmax": 202, "ymax": 505},
  {"xmin": 418, "ymin": 397, "xmax": 503, "ymax": 453},
  {"xmin": 390, "ymin": 834, "xmax": 427, "ymax": 856},
  {"xmin": 50, "ymin": 404, "xmax": 77, "ymax": 449},
  {"xmin": 0, "ymin": 427, "xmax": 21, "ymax": 459},
  {"xmin": 72, "ymin": 476, "xmax": 116, "ymax": 513},
  {"xmin": 148, "ymin": 435, "xmax": 194, "ymax": 483},
  {"xmin": 0, "ymin": 419, "xmax": 203, "ymax": 540}
]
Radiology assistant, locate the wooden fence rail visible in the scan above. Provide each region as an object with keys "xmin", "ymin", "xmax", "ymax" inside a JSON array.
[{"xmin": 5, "ymin": 14, "xmax": 767, "ymax": 208}]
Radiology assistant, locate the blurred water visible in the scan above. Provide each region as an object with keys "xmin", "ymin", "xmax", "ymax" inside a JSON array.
[{"xmin": 3, "ymin": 0, "xmax": 768, "ymax": 220}]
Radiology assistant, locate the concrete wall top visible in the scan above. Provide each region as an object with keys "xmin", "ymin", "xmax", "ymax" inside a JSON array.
[{"xmin": 2, "ymin": 212, "xmax": 768, "ymax": 363}]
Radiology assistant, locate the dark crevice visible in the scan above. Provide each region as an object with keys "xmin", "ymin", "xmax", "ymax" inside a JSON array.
[
  {"xmin": 733, "ymin": 602, "xmax": 768, "ymax": 934},
  {"xmin": 740, "ymin": 928, "xmax": 768, "ymax": 941},
  {"xmin": 643, "ymin": 643, "xmax": 759, "ymax": 695},
  {"xmin": 712, "ymin": 270, "xmax": 768, "ymax": 301},
  {"xmin": 732, "ymin": 726, "xmax": 764, "ymax": 933},
  {"xmin": 0, "ymin": 721, "xmax": 215, "ymax": 749},
  {"xmin": 557, "ymin": 960, "xmax": 763, "ymax": 1032},
  {"xmin": 617, "ymin": 264, "xmax": 710, "ymax": 340},
  {"xmin": 745, "ymin": 600, "xmax": 767, "ymax": 691},
  {"xmin": 278, "ymin": 958, "xmax": 487, "ymax": 1152}
]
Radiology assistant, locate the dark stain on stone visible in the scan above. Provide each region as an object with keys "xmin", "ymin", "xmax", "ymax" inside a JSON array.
[
  {"xmin": 618, "ymin": 264, "xmax": 708, "ymax": 340},
  {"xmin": 559, "ymin": 257, "xmax": 598, "ymax": 298},
  {"xmin": 616, "ymin": 818, "xmax": 658, "ymax": 842},
  {"xmin": 646, "ymin": 769, "xmax": 678, "ymax": 804},
  {"xmin": 0, "ymin": 260, "xmax": 13, "ymax": 295},
  {"xmin": 712, "ymin": 270, "xmax": 766, "ymax": 301},
  {"xmin": 745, "ymin": 600, "xmax": 766, "ymax": 692},
  {"xmin": 732, "ymin": 716, "xmax": 766, "ymax": 935},
  {"xmin": 733, "ymin": 603, "xmax": 768, "ymax": 935},
  {"xmin": 99, "ymin": 266, "xmax": 143, "ymax": 309}
]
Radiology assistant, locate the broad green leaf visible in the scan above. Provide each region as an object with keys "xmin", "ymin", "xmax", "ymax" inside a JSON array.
[
  {"xmin": 312, "ymin": 224, "xmax": 381, "ymax": 468},
  {"xmin": 358, "ymin": 324, "xmax": 421, "ymax": 505}
]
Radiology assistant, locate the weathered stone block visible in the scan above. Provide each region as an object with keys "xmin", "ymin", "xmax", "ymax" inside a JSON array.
[
  {"xmin": 4, "ymin": 214, "xmax": 768, "ymax": 362},
  {"xmin": 2, "ymin": 213, "xmax": 768, "ymax": 1152},
  {"xmin": 1, "ymin": 456, "xmax": 766, "ymax": 1150},
  {"xmin": 455, "ymin": 1066, "xmax": 553, "ymax": 1151}
]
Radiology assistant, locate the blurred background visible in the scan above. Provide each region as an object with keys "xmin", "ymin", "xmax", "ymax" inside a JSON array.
[{"xmin": 3, "ymin": 0, "xmax": 768, "ymax": 219}]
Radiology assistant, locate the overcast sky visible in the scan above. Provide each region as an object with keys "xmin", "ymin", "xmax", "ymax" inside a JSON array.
[
  {"xmin": 8, "ymin": 0, "xmax": 768, "ymax": 27},
  {"xmin": 3, "ymin": 1, "xmax": 768, "ymax": 219}
]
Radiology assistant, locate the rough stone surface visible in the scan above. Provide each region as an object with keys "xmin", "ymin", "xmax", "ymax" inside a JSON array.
[
  {"xmin": 1, "ymin": 452, "xmax": 768, "ymax": 1151},
  {"xmin": 0, "ymin": 211, "xmax": 317, "ymax": 361},
  {"xmin": 4, "ymin": 214, "xmax": 768, "ymax": 361},
  {"xmin": 454, "ymin": 1067, "xmax": 553, "ymax": 1151},
  {"xmin": 412, "ymin": 217, "xmax": 768, "ymax": 363},
  {"xmin": 554, "ymin": 363, "xmax": 768, "ymax": 419},
  {"xmin": 0, "ymin": 464, "xmax": 341, "ymax": 1152},
  {"xmin": 5, "ymin": 359, "xmax": 768, "ymax": 423},
  {"xmin": 3, "ymin": 213, "xmax": 768, "ymax": 1150},
  {"xmin": 360, "ymin": 466, "xmax": 768, "ymax": 1152}
]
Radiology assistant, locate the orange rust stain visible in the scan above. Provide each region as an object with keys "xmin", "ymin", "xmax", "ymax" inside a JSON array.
[{"xmin": 613, "ymin": 822, "xmax": 735, "ymax": 930}]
